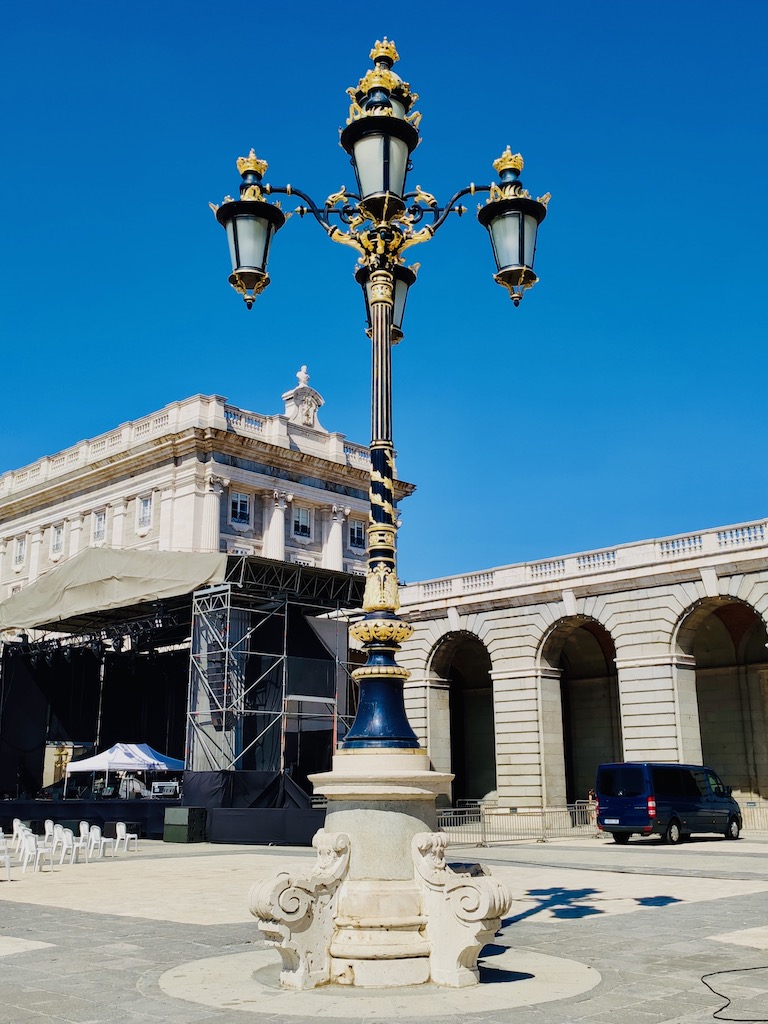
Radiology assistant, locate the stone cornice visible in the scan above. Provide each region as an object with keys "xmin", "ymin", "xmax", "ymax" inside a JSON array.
[{"xmin": 0, "ymin": 424, "xmax": 416, "ymax": 522}]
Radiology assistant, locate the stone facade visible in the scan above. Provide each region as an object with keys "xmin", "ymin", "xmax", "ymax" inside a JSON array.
[
  {"xmin": 0, "ymin": 368, "xmax": 413, "ymax": 603},
  {"xmin": 398, "ymin": 521, "xmax": 768, "ymax": 811}
]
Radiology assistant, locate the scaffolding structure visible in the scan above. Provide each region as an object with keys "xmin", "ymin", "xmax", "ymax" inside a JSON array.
[{"xmin": 186, "ymin": 558, "xmax": 365, "ymax": 776}]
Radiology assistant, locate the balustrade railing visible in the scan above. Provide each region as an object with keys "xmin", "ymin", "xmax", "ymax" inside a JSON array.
[
  {"xmin": 717, "ymin": 524, "xmax": 765, "ymax": 549},
  {"xmin": 402, "ymin": 519, "xmax": 768, "ymax": 605}
]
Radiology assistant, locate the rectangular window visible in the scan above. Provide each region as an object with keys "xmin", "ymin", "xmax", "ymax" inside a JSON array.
[
  {"xmin": 93, "ymin": 510, "xmax": 106, "ymax": 542},
  {"xmin": 293, "ymin": 506, "xmax": 311, "ymax": 538},
  {"xmin": 349, "ymin": 520, "xmax": 366, "ymax": 549},
  {"xmin": 14, "ymin": 538, "xmax": 26, "ymax": 565},
  {"xmin": 52, "ymin": 524, "xmax": 64, "ymax": 554},
  {"xmin": 138, "ymin": 496, "xmax": 152, "ymax": 529},
  {"xmin": 230, "ymin": 491, "xmax": 251, "ymax": 525}
]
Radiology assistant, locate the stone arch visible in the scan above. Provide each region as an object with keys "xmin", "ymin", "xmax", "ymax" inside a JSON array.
[
  {"xmin": 673, "ymin": 597, "xmax": 768, "ymax": 802},
  {"xmin": 538, "ymin": 616, "xmax": 621, "ymax": 804},
  {"xmin": 428, "ymin": 631, "xmax": 496, "ymax": 804}
]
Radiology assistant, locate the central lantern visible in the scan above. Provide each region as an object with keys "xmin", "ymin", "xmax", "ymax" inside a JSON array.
[{"xmin": 340, "ymin": 38, "xmax": 420, "ymax": 222}]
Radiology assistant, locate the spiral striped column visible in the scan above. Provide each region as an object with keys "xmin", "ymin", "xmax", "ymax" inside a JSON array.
[{"xmin": 343, "ymin": 267, "xmax": 418, "ymax": 749}]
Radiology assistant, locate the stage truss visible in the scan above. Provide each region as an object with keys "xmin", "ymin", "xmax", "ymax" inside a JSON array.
[{"xmin": 186, "ymin": 559, "xmax": 365, "ymax": 774}]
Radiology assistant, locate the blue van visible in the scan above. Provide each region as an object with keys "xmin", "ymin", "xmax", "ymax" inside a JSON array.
[{"xmin": 595, "ymin": 762, "xmax": 742, "ymax": 844}]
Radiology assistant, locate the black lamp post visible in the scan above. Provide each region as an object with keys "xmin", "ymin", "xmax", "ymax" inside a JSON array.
[{"xmin": 212, "ymin": 39, "xmax": 550, "ymax": 749}]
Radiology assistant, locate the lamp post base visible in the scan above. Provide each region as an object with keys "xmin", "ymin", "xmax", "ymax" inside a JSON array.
[{"xmin": 249, "ymin": 749, "xmax": 511, "ymax": 990}]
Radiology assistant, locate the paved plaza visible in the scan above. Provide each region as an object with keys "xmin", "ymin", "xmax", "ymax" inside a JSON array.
[{"xmin": 2, "ymin": 832, "xmax": 768, "ymax": 1023}]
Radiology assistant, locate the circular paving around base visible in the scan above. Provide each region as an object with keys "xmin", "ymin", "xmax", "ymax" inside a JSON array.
[{"xmin": 159, "ymin": 946, "xmax": 601, "ymax": 1017}]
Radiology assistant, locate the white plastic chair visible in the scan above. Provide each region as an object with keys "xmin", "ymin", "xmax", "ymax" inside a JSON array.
[
  {"xmin": 51, "ymin": 823, "xmax": 66, "ymax": 859},
  {"xmin": 59, "ymin": 827, "xmax": 84, "ymax": 865},
  {"xmin": 87, "ymin": 825, "xmax": 115, "ymax": 859},
  {"xmin": 12, "ymin": 818, "xmax": 25, "ymax": 856},
  {"xmin": 20, "ymin": 832, "xmax": 53, "ymax": 873},
  {"xmin": 44, "ymin": 818, "xmax": 54, "ymax": 844},
  {"xmin": 0, "ymin": 834, "xmax": 11, "ymax": 881},
  {"xmin": 115, "ymin": 822, "xmax": 138, "ymax": 852}
]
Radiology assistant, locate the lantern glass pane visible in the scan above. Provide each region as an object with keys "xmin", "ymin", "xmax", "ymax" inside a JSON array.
[
  {"xmin": 225, "ymin": 221, "xmax": 238, "ymax": 273},
  {"xmin": 523, "ymin": 214, "xmax": 539, "ymax": 268},
  {"xmin": 489, "ymin": 210, "xmax": 522, "ymax": 271},
  {"xmin": 393, "ymin": 277, "xmax": 409, "ymax": 328},
  {"xmin": 387, "ymin": 135, "xmax": 410, "ymax": 198},
  {"xmin": 233, "ymin": 214, "xmax": 270, "ymax": 270},
  {"xmin": 353, "ymin": 135, "xmax": 385, "ymax": 197}
]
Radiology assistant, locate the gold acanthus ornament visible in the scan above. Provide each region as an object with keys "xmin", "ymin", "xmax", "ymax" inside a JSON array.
[
  {"xmin": 349, "ymin": 617, "xmax": 414, "ymax": 645},
  {"xmin": 363, "ymin": 561, "xmax": 401, "ymax": 612}
]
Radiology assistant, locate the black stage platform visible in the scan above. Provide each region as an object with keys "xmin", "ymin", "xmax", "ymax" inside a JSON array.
[{"xmin": 0, "ymin": 799, "xmax": 179, "ymax": 840}]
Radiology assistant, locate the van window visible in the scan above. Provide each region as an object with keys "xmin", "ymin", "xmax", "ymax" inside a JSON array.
[
  {"xmin": 705, "ymin": 770, "xmax": 727, "ymax": 796},
  {"xmin": 651, "ymin": 766, "xmax": 700, "ymax": 799},
  {"xmin": 597, "ymin": 764, "xmax": 645, "ymax": 797},
  {"xmin": 691, "ymin": 769, "xmax": 710, "ymax": 796}
]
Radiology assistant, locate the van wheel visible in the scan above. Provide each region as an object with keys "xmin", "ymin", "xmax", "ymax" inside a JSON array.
[
  {"xmin": 613, "ymin": 833, "xmax": 630, "ymax": 844},
  {"xmin": 664, "ymin": 820, "xmax": 682, "ymax": 845},
  {"xmin": 725, "ymin": 817, "xmax": 740, "ymax": 840}
]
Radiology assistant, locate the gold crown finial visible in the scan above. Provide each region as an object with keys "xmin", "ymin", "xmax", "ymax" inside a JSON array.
[
  {"xmin": 493, "ymin": 147, "xmax": 524, "ymax": 175},
  {"xmin": 237, "ymin": 149, "xmax": 268, "ymax": 177},
  {"xmin": 370, "ymin": 38, "xmax": 399, "ymax": 65}
]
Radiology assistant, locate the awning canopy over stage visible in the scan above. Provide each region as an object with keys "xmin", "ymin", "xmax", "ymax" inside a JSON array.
[
  {"xmin": 0, "ymin": 548, "xmax": 228, "ymax": 632},
  {"xmin": 66, "ymin": 742, "xmax": 185, "ymax": 775},
  {"xmin": 0, "ymin": 549, "xmax": 365, "ymax": 634}
]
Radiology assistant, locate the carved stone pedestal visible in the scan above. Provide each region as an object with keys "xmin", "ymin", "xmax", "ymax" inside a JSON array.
[{"xmin": 249, "ymin": 749, "xmax": 511, "ymax": 989}]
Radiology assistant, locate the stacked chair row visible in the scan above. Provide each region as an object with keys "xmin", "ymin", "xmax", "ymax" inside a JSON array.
[{"xmin": 1, "ymin": 818, "xmax": 138, "ymax": 876}]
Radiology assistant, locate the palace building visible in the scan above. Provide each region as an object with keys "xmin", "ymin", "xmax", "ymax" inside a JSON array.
[
  {"xmin": 398, "ymin": 521, "xmax": 768, "ymax": 812},
  {"xmin": 0, "ymin": 367, "xmax": 405, "ymax": 594},
  {"xmin": 0, "ymin": 369, "xmax": 766, "ymax": 816}
]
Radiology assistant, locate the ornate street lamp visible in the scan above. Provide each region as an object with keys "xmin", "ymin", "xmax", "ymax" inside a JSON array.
[{"xmin": 211, "ymin": 39, "xmax": 550, "ymax": 750}]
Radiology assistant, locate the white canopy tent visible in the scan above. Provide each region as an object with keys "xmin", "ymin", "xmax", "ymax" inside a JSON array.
[{"xmin": 64, "ymin": 742, "xmax": 184, "ymax": 797}]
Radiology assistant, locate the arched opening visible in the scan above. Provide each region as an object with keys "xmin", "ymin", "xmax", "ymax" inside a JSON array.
[
  {"xmin": 430, "ymin": 633, "xmax": 496, "ymax": 803},
  {"xmin": 541, "ymin": 618, "xmax": 621, "ymax": 804},
  {"xmin": 677, "ymin": 599, "xmax": 768, "ymax": 801}
]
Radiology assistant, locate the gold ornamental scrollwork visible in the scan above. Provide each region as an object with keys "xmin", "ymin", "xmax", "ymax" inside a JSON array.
[
  {"xmin": 363, "ymin": 561, "xmax": 400, "ymax": 612},
  {"xmin": 368, "ymin": 524, "xmax": 396, "ymax": 549},
  {"xmin": 349, "ymin": 617, "xmax": 414, "ymax": 645}
]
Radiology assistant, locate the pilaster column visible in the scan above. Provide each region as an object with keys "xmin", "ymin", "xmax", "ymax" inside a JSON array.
[
  {"xmin": 323, "ymin": 505, "xmax": 350, "ymax": 571},
  {"xmin": 265, "ymin": 490, "xmax": 292, "ymax": 561},
  {"xmin": 112, "ymin": 498, "xmax": 128, "ymax": 548},
  {"xmin": 615, "ymin": 654, "xmax": 703, "ymax": 764},
  {"xmin": 68, "ymin": 515, "xmax": 83, "ymax": 558},
  {"xmin": 159, "ymin": 486, "xmax": 175, "ymax": 550},
  {"xmin": 201, "ymin": 475, "xmax": 228, "ymax": 553},
  {"xmin": 490, "ymin": 667, "xmax": 558, "ymax": 809},
  {"xmin": 28, "ymin": 530, "xmax": 44, "ymax": 582}
]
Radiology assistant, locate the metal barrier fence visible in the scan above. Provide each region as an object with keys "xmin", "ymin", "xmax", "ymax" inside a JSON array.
[
  {"xmin": 437, "ymin": 801, "xmax": 599, "ymax": 845},
  {"xmin": 438, "ymin": 800, "xmax": 768, "ymax": 845},
  {"xmin": 742, "ymin": 803, "xmax": 768, "ymax": 832}
]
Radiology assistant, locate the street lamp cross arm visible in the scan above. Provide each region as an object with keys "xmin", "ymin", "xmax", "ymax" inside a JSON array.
[{"xmin": 264, "ymin": 184, "xmax": 336, "ymax": 236}]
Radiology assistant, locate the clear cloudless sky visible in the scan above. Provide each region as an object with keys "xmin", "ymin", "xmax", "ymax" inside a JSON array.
[{"xmin": 1, "ymin": 1, "xmax": 766, "ymax": 583}]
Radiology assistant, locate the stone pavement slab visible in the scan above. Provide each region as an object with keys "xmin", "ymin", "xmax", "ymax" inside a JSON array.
[{"xmin": 1, "ymin": 835, "xmax": 768, "ymax": 1023}]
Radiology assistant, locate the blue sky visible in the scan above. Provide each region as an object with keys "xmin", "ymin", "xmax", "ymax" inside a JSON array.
[{"xmin": 2, "ymin": 2, "xmax": 766, "ymax": 582}]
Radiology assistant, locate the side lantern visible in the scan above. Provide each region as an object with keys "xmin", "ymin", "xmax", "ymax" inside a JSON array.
[
  {"xmin": 212, "ymin": 150, "xmax": 286, "ymax": 309},
  {"xmin": 477, "ymin": 147, "xmax": 549, "ymax": 306}
]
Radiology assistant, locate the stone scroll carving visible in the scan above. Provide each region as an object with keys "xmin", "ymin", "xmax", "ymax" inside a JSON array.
[
  {"xmin": 249, "ymin": 829, "xmax": 350, "ymax": 990},
  {"xmin": 412, "ymin": 831, "xmax": 512, "ymax": 987}
]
